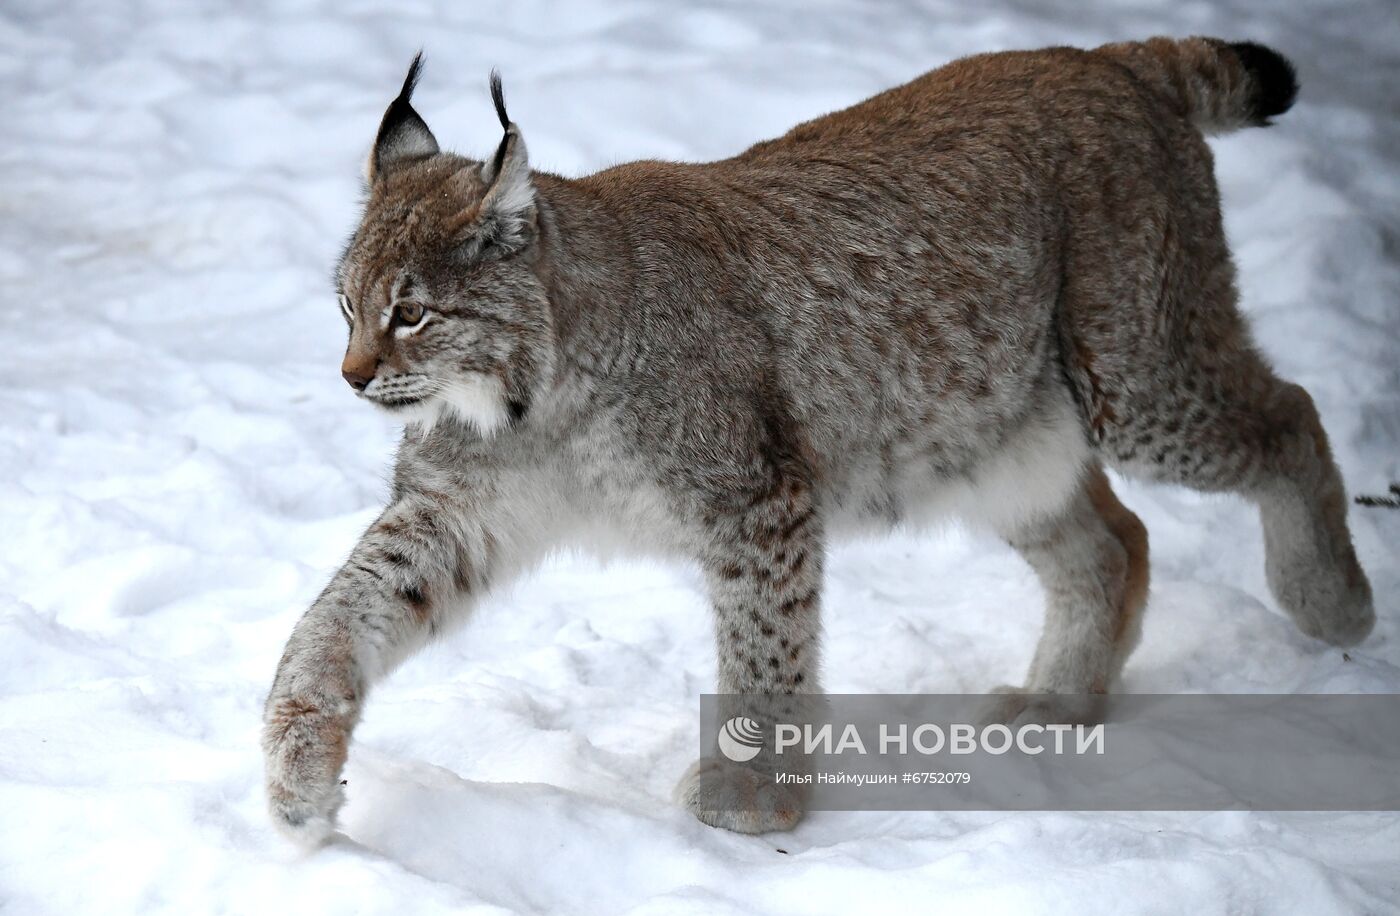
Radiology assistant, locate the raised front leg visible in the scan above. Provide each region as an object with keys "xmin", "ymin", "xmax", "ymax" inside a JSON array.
[
  {"xmin": 262, "ymin": 469, "xmax": 546, "ymax": 845},
  {"xmin": 676, "ymin": 472, "xmax": 824, "ymax": 834}
]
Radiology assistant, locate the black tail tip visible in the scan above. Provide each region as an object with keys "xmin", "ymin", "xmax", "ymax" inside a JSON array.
[{"xmin": 1229, "ymin": 41, "xmax": 1298, "ymax": 124}]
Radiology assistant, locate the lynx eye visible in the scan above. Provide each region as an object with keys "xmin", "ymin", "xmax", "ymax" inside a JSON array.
[
  {"xmin": 395, "ymin": 302, "xmax": 425, "ymax": 326},
  {"xmin": 337, "ymin": 293, "xmax": 353, "ymax": 323}
]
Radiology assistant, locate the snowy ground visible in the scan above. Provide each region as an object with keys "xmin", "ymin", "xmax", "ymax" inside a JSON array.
[{"xmin": 2, "ymin": 0, "xmax": 1398, "ymax": 913}]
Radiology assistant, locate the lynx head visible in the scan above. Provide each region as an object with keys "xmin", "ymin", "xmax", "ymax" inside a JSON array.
[{"xmin": 335, "ymin": 55, "xmax": 551, "ymax": 436}]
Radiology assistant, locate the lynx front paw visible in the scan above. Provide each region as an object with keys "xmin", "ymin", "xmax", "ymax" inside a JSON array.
[
  {"xmin": 977, "ymin": 686, "xmax": 1102, "ymax": 728},
  {"xmin": 262, "ymin": 695, "xmax": 353, "ymax": 847},
  {"xmin": 675, "ymin": 757, "xmax": 805, "ymax": 834}
]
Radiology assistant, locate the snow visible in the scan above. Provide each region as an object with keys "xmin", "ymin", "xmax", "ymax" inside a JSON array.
[{"xmin": 2, "ymin": 0, "xmax": 1398, "ymax": 912}]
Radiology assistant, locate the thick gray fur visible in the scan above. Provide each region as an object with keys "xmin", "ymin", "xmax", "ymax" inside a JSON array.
[{"xmin": 264, "ymin": 37, "xmax": 1374, "ymax": 844}]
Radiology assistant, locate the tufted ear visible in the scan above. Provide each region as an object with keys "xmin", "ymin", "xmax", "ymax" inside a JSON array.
[
  {"xmin": 368, "ymin": 53, "xmax": 439, "ymax": 182},
  {"xmin": 464, "ymin": 71, "xmax": 536, "ymax": 256}
]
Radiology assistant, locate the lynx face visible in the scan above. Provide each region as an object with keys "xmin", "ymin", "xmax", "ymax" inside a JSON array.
[{"xmin": 334, "ymin": 60, "xmax": 549, "ymax": 436}]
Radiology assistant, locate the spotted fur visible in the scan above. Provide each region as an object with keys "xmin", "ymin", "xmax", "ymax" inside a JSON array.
[{"xmin": 264, "ymin": 37, "xmax": 1373, "ymax": 843}]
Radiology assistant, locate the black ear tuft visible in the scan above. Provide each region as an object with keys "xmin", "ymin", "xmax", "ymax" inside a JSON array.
[
  {"xmin": 371, "ymin": 51, "xmax": 439, "ymax": 180},
  {"xmin": 487, "ymin": 71, "xmax": 511, "ymax": 178},
  {"xmin": 401, "ymin": 51, "xmax": 426, "ymax": 101},
  {"xmin": 489, "ymin": 69, "xmax": 510, "ymax": 131}
]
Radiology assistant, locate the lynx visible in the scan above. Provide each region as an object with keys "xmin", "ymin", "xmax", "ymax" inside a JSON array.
[{"xmin": 264, "ymin": 37, "xmax": 1374, "ymax": 843}]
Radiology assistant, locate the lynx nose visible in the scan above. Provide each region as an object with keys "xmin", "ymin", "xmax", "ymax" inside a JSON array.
[
  {"xmin": 341, "ymin": 351, "xmax": 379, "ymax": 391},
  {"xmin": 341, "ymin": 368, "xmax": 374, "ymax": 391}
]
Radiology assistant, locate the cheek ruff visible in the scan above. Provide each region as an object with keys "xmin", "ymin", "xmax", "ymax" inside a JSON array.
[{"xmin": 436, "ymin": 373, "xmax": 510, "ymax": 437}]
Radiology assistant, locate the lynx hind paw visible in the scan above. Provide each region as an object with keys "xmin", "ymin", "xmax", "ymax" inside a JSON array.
[
  {"xmin": 977, "ymin": 686, "xmax": 1103, "ymax": 728},
  {"xmin": 1268, "ymin": 554, "xmax": 1375, "ymax": 648},
  {"xmin": 675, "ymin": 757, "xmax": 805, "ymax": 834}
]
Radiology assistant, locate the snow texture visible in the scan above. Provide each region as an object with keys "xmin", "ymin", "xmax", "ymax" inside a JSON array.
[{"xmin": 1, "ymin": 1, "xmax": 1398, "ymax": 913}]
